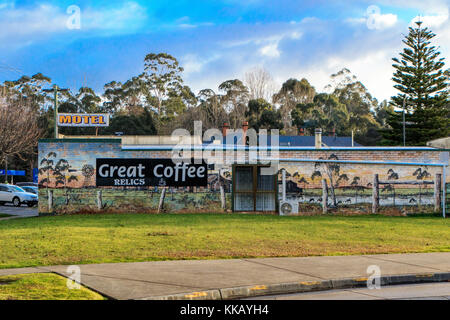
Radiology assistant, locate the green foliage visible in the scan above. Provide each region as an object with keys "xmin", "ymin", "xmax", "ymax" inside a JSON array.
[
  {"xmin": 273, "ymin": 78, "xmax": 316, "ymax": 134},
  {"xmin": 103, "ymin": 108, "xmax": 157, "ymax": 135},
  {"xmin": 142, "ymin": 53, "xmax": 184, "ymax": 118},
  {"xmin": 246, "ymin": 98, "xmax": 283, "ymax": 131},
  {"xmin": 290, "ymin": 72, "xmax": 381, "ymax": 144},
  {"xmin": 383, "ymin": 22, "xmax": 449, "ymax": 145},
  {"xmin": 2, "ymin": 36, "xmax": 448, "ymax": 152},
  {"xmin": 219, "ymin": 79, "xmax": 249, "ymax": 130}
]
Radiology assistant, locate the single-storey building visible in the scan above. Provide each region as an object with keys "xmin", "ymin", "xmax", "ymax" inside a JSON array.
[{"xmin": 38, "ymin": 126, "xmax": 450, "ymax": 217}]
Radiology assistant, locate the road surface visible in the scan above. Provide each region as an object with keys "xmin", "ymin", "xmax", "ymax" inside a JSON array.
[{"xmin": 245, "ymin": 282, "xmax": 450, "ymax": 300}]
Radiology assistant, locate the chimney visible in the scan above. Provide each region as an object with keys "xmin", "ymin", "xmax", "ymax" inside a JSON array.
[
  {"xmin": 315, "ymin": 128, "xmax": 322, "ymax": 149},
  {"xmin": 222, "ymin": 122, "xmax": 230, "ymax": 138},
  {"xmin": 299, "ymin": 128, "xmax": 305, "ymax": 136},
  {"xmin": 242, "ymin": 121, "xmax": 249, "ymax": 145}
]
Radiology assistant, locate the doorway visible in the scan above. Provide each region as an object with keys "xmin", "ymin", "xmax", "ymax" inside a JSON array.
[{"xmin": 232, "ymin": 165, "xmax": 277, "ymax": 212}]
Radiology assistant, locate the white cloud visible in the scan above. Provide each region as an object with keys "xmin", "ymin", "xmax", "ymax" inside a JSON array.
[
  {"xmin": 181, "ymin": 55, "xmax": 205, "ymax": 75},
  {"xmin": 347, "ymin": 11, "xmax": 398, "ymax": 30},
  {"xmin": 181, "ymin": 54, "xmax": 222, "ymax": 77},
  {"xmin": 323, "ymin": 51, "xmax": 397, "ymax": 101},
  {"xmin": 0, "ymin": 4, "xmax": 66, "ymax": 38},
  {"xmin": 259, "ymin": 42, "xmax": 281, "ymax": 58},
  {"xmin": 186, "ymin": 17, "xmax": 406, "ymax": 102},
  {"xmin": 219, "ymin": 26, "xmax": 302, "ymax": 60},
  {"xmin": 0, "ymin": 0, "xmax": 14, "ymax": 10},
  {"xmin": 410, "ymin": 13, "xmax": 449, "ymax": 28},
  {"xmin": 0, "ymin": 2, "xmax": 147, "ymax": 47},
  {"xmin": 369, "ymin": 13, "xmax": 398, "ymax": 30},
  {"xmin": 82, "ymin": 2, "xmax": 147, "ymax": 32}
]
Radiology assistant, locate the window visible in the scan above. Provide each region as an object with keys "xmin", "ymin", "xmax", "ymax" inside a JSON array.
[
  {"xmin": 10, "ymin": 186, "xmax": 24, "ymax": 192},
  {"xmin": 233, "ymin": 165, "xmax": 277, "ymax": 212}
]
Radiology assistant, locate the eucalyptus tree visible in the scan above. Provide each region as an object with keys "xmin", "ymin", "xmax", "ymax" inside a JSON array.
[
  {"xmin": 246, "ymin": 98, "xmax": 283, "ymax": 132},
  {"xmin": 196, "ymin": 88, "xmax": 228, "ymax": 129},
  {"xmin": 141, "ymin": 53, "xmax": 184, "ymax": 125},
  {"xmin": 218, "ymin": 79, "xmax": 249, "ymax": 130},
  {"xmin": 291, "ymin": 93, "xmax": 349, "ymax": 136},
  {"xmin": 273, "ymin": 78, "xmax": 316, "ymax": 134},
  {"xmin": 3, "ymin": 73, "xmax": 51, "ymax": 111}
]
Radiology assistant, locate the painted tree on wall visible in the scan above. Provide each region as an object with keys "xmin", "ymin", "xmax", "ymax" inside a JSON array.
[
  {"xmin": 54, "ymin": 159, "xmax": 78, "ymax": 188},
  {"xmin": 39, "ymin": 152, "xmax": 56, "ymax": 191},
  {"xmin": 292, "ymin": 171, "xmax": 309, "ymax": 196},
  {"xmin": 54, "ymin": 159, "xmax": 78, "ymax": 204},
  {"xmin": 298, "ymin": 176, "xmax": 309, "ymax": 194},
  {"xmin": 382, "ymin": 183, "xmax": 394, "ymax": 205},
  {"xmin": 412, "ymin": 167, "xmax": 431, "ymax": 206},
  {"xmin": 387, "ymin": 168, "xmax": 399, "ymax": 206},
  {"xmin": 351, "ymin": 176, "xmax": 361, "ymax": 203},
  {"xmin": 311, "ymin": 154, "xmax": 348, "ymax": 207}
]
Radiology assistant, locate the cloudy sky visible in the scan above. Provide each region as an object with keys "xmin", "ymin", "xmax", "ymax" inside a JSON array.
[{"xmin": 0, "ymin": 0, "xmax": 449, "ymax": 102}]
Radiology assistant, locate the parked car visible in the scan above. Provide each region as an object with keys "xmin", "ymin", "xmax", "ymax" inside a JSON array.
[
  {"xmin": 16, "ymin": 182, "xmax": 38, "ymax": 187},
  {"xmin": 0, "ymin": 184, "xmax": 38, "ymax": 207},
  {"xmin": 21, "ymin": 186, "xmax": 38, "ymax": 196}
]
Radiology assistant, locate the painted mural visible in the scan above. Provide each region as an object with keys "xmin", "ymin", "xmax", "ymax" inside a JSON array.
[
  {"xmin": 38, "ymin": 143, "xmax": 233, "ymax": 214},
  {"xmin": 279, "ymin": 154, "xmax": 443, "ymax": 216},
  {"xmin": 38, "ymin": 140, "xmax": 447, "ymax": 216}
]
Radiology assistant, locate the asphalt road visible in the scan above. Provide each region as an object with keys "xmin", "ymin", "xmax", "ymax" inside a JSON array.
[
  {"xmin": 0, "ymin": 203, "xmax": 38, "ymax": 218},
  {"xmin": 246, "ymin": 282, "xmax": 450, "ymax": 300}
]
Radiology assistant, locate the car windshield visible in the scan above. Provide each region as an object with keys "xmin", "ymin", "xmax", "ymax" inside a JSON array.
[
  {"xmin": 10, "ymin": 186, "xmax": 26, "ymax": 193},
  {"xmin": 24, "ymin": 187, "xmax": 38, "ymax": 194}
]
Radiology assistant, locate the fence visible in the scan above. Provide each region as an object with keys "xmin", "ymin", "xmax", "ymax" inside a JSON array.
[
  {"xmin": 42, "ymin": 186, "xmax": 229, "ymax": 214},
  {"xmin": 320, "ymin": 173, "xmax": 443, "ymax": 215}
]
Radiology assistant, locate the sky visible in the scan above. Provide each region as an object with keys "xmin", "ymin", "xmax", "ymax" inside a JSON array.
[{"xmin": 0, "ymin": 0, "xmax": 449, "ymax": 102}]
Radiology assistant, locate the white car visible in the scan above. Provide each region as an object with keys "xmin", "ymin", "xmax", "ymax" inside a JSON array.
[{"xmin": 0, "ymin": 184, "xmax": 38, "ymax": 207}]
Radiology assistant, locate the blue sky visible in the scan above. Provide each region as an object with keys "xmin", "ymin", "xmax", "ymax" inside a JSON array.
[{"xmin": 0, "ymin": 0, "xmax": 449, "ymax": 101}]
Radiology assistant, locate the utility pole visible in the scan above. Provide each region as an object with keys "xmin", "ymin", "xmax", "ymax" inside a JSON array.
[
  {"xmin": 402, "ymin": 96, "xmax": 407, "ymax": 147},
  {"xmin": 402, "ymin": 109, "xmax": 406, "ymax": 147},
  {"xmin": 401, "ymin": 96, "xmax": 415, "ymax": 147},
  {"xmin": 43, "ymin": 85, "xmax": 69, "ymax": 139}
]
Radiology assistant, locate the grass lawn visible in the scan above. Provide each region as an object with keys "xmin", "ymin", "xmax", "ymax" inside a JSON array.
[
  {"xmin": 0, "ymin": 213, "xmax": 448, "ymax": 269},
  {"xmin": 0, "ymin": 273, "xmax": 104, "ymax": 300},
  {"xmin": 0, "ymin": 214, "xmax": 13, "ymax": 218}
]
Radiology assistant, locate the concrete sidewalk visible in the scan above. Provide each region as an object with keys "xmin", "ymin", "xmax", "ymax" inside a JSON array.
[{"xmin": 1, "ymin": 253, "xmax": 449, "ymax": 300}]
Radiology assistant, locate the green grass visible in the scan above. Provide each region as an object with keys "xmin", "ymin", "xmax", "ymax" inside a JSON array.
[
  {"xmin": 0, "ymin": 273, "xmax": 105, "ymax": 300},
  {"xmin": 0, "ymin": 213, "xmax": 448, "ymax": 269}
]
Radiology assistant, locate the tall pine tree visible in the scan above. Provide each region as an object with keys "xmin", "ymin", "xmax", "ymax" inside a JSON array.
[{"xmin": 381, "ymin": 21, "xmax": 449, "ymax": 146}]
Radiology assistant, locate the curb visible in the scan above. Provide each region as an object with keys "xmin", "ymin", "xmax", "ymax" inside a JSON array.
[{"xmin": 139, "ymin": 272, "xmax": 450, "ymax": 300}]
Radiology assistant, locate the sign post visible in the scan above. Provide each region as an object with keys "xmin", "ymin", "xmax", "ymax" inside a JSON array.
[{"xmin": 43, "ymin": 86, "xmax": 69, "ymax": 139}]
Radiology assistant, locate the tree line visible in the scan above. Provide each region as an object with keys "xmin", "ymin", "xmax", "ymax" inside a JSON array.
[{"xmin": 0, "ymin": 22, "xmax": 448, "ymax": 180}]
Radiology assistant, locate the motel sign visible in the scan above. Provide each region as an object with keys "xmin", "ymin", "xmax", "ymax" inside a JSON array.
[{"xmin": 58, "ymin": 113, "xmax": 110, "ymax": 127}]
